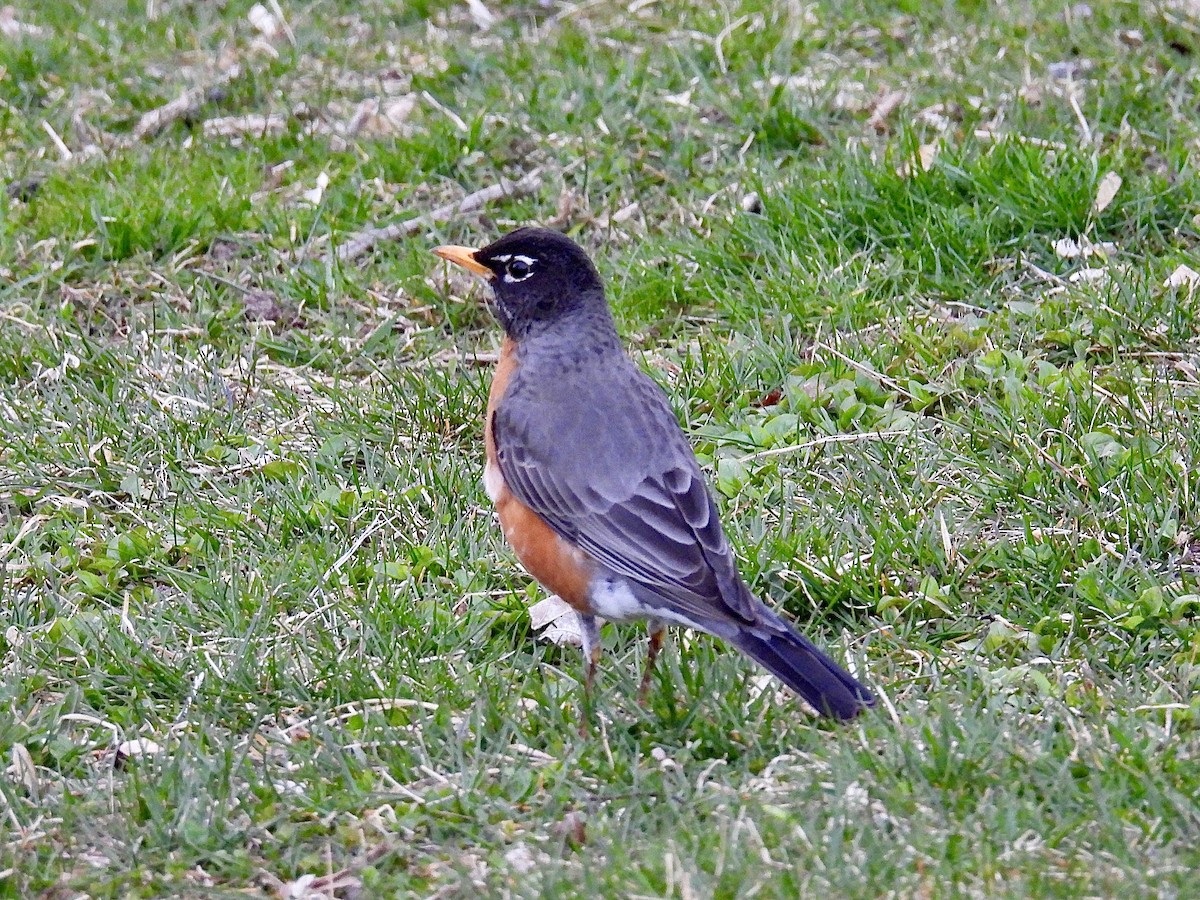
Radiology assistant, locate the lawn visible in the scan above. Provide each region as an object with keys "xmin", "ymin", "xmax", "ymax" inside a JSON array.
[{"xmin": 1, "ymin": 0, "xmax": 1198, "ymax": 896}]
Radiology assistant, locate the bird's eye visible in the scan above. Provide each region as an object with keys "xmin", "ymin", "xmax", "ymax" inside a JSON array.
[{"xmin": 505, "ymin": 257, "xmax": 534, "ymax": 282}]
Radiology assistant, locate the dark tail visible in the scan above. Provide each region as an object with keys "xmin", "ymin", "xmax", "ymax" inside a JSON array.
[{"xmin": 730, "ymin": 627, "xmax": 874, "ymax": 720}]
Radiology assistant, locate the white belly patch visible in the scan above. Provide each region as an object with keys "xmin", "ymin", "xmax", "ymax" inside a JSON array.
[
  {"xmin": 483, "ymin": 460, "xmax": 505, "ymax": 503},
  {"xmin": 589, "ymin": 576, "xmax": 646, "ymax": 622}
]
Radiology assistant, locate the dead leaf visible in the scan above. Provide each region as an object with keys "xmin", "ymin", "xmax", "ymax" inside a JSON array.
[
  {"xmin": 916, "ymin": 142, "xmax": 939, "ymax": 171},
  {"xmin": 1019, "ymin": 82, "xmax": 1044, "ymax": 105},
  {"xmin": 1053, "ymin": 236, "xmax": 1117, "ymax": 259},
  {"xmin": 332, "ymin": 169, "xmax": 543, "ymax": 263},
  {"xmin": 134, "ymin": 66, "xmax": 241, "ymax": 140},
  {"xmin": 740, "ymin": 191, "xmax": 762, "ymax": 214},
  {"xmin": 378, "ymin": 95, "xmax": 418, "ymax": 131},
  {"xmin": 9, "ymin": 743, "xmax": 39, "ymax": 799},
  {"xmin": 114, "ymin": 738, "xmax": 164, "ymax": 769},
  {"xmin": 919, "ymin": 100, "xmax": 961, "ymax": 126},
  {"xmin": 202, "ymin": 113, "xmax": 288, "ymax": 139},
  {"xmin": 276, "ymin": 869, "xmax": 362, "ymax": 900},
  {"xmin": 247, "ymin": 3, "xmax": 282, "ymax": 40},
  {"xmin": 528, "ymin": 595, "xmax": 585, "ymax": 647},
  {"xmin": 1053, "ymin": 237, "xmax": 1082, "ymax": 259},
  {"xmin": 751, "ymin": 388, "xmax": 783, "ymax": 408},
  {"xmin": 503, "ymin": 843, "xmax": 544, "ymax": 875},
  {"xmin": 466, "ymin": 0, "xmax": 497, "ymax": 30},
  {"xmin": 241, "ymin": 290, "xmax": 285, "ymax": 322},
  {"xmin": 1069, "ymin": 267, "xmax": 1108, "ymax": 284},
  {"xmin": 611, "ymin": 201, "xmax": 640, "ymax": 224},
  {"xmin": 745, "ymin": 673, "xmax": 778, "ymax": 702},
  {"xmin": 1093, "ymin": 171, "xmax": 1122, "ymax": 213},
  {"xmin": 0, "ymin": 5, "xmax": 46, "ymax": 38},
  {"xmin": 898, "ymin": 142, "xmax": 938, "ymax": 177},
  {"xmin": 974, "ymin": 129, "xmax": 1064, "ymax": 150},
  {"xmin": 302, "ymin": 171, "xmax": 330, "ymax": 205},
  {"xmin": 343, "ymin": 98, "xmax": 379, "ymax": 136},
  {"xmin": 1164, "ymin": 264, "xmax": 1200, "ymax": 289},
  {"xmin": 547, "ymin": 188, "xmax": 580, "ymax": 227},
  {"xmin": 260, "ymin": 159, "xmax": 295, "ymax": 194},
  {"xmin": 1048, "ymin": 59, "xmax": 1090, "ymax": 80},
  {"xmin": 867, "ymin": 89, "xmax": 906, "ymax": 132},
  {"xmin": 345, "ymin": 95, "xmax": 418, "ymax": 138},
  {"xmin": 552, "ymin": 811, "xmax": 587, "ymax": 849}
]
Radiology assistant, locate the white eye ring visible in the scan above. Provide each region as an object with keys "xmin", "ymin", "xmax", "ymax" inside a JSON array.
[{"xmin": 502, "ymin": 255, "xmax": 536, "ymax": 283}]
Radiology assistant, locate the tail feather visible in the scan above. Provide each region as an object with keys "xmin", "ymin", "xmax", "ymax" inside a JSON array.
[{"xmin": 730, "ymin": 628, "xmax": 874, "ymax": 720}]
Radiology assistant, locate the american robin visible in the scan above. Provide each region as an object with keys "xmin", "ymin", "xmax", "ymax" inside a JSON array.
[{"xmin": 434, "ymin": 227, "xmax": 874, "ymax": 720}]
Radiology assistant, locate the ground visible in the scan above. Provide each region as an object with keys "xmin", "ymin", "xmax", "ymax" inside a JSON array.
[{"xmin": 1, "ymin": 0, "xmax": 1198, "ymax": 897}]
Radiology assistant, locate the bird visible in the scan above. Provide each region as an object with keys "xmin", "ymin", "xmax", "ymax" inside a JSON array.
[{"xmin": 433, "ymin": 227, "xmax": 874, "ymax": 720}]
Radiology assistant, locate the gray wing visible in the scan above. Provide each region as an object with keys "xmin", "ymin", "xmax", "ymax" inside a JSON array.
[{"xmin": 493, "ymin": 361, "xmax": 758, "ymax": 626}]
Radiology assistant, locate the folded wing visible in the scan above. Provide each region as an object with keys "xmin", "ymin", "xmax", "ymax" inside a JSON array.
[{"xmin": 493, "ymin": 364, "xmax": 758, "ymax": 627}]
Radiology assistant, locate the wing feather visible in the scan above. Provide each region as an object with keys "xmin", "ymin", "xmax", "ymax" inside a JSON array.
[{"xmin": 494, "ymin": 359, "xmax": 758, "ymax": 625}]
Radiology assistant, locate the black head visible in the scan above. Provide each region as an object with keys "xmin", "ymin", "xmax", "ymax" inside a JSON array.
[{"xmin": 434, "ymin": 227, "xmax": 610, "ymax": 341}]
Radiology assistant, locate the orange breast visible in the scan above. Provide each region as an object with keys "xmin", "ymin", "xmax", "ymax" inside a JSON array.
[
  {"xmin": 486, "ymin": 338, "xmax": 595, "ymax": 612},
  {"xmin": 484, "ymin": 337, "xmax": 519, "ymax": 466}
]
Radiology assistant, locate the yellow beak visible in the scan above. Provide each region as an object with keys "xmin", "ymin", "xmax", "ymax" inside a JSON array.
[{"xmin": 432, "ymin": 245, "xmax": 494, "ymax": 278}]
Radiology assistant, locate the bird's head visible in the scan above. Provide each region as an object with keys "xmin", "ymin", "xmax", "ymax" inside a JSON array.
[{"xmin": 434, "ymin": 227, "xmax": 608, "ymax": 340}]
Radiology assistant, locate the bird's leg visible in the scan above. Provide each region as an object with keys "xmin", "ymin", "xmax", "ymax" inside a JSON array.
[
  {"xmin": 578, "ymin": 613, "xmax": 602, "ymax": 688},
  {"xmin": 577, "ymin": 613, "xmax": 601, "ymax": 736},
  {"xmin": 638, "ymin": 620, "xmax": 666, "ymax": 705}
]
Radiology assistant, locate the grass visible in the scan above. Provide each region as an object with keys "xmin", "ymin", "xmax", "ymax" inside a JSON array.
[{"xmin": 1, "ymin": 0, "xmax": 1198, "ymax": 896}]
